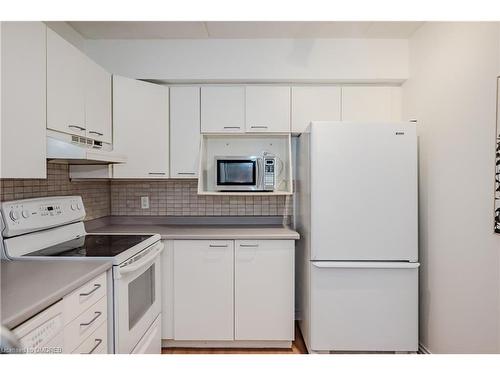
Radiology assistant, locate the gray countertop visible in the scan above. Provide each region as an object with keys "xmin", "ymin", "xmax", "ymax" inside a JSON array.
[
  {"xmin": 85, "ymin": 216, "xmax": 300, "ymax": 240},
  {"xmin": 1, "ymin": 259, "xmax": 112, "ymax": 329},
  {"xmin": 89, "ymin": 223, "xmax": 300, "ymax": 240}
]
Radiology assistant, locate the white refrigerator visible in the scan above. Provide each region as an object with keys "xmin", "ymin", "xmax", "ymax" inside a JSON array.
[{"xmin": 296, "ymin": 121, "xmax": 419, "ymax": 353}]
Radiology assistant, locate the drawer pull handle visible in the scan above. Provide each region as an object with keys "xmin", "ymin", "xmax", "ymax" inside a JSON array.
[
  {"xmin": 84, "ymin": 339, "xmax": 103, "ymax": 354},
  {"xmin": 148, "ymin": 172, "xmax": 166, "ymax": 175},
  {"xmin": 79, "ymin": 284, "xmax": 101, "ymax": 297},
  {"xmin": 250, "ymin": 125, "xmax": 268, "ymax": 129},
  {"xmin": 223, "ymin": 126, "xmax": 241, "ymax": 129},
  {"xmin": 88, "ymin": 131, "xmax": 103, "ymax": 136},
  {"xmin": 240, "ymin": 244, "xmax": 259, "ymax": 247},
  {"xmin": 80, "ymin": 311, "xmax": 102, "ymax": 327},
  {"xmin": 209, "ymin": 244, "xmax": 228, "ymax": 248},
  {"xmin": 177, "ymin": 172, "xmax": 196, "ymax": 175},
  {"xmin": 68, "ymin": 125, "xmax": 86, "ymax": 131}
]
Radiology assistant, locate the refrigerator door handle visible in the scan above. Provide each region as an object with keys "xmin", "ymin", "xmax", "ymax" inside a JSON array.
[{"xmin": 311, "ymin": 261, "xmax": 420, "ymax": 269}]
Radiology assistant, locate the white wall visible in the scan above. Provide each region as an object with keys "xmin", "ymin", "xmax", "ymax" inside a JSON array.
[
  {"xmin": 84, "ymin": 38, "xmax": 408, "ymax": 82},
  {"xmin": 403, "ymin": 22, "xmax": 500, "ymax": 353}
]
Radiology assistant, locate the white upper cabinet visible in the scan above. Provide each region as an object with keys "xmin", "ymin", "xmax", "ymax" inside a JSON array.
[
  {"xmin": 245, "ymin": 86, "xmax": 290, "ymax": 133},
  {"xmin": 47, "ymin": 28, "xmax": 112, "ymax": 142},
  {"xmin": 341, "ymin": 86, "xmax": 402, "ymax": 122},
  {"xmin": 201, "ymin": 86, "xmax": 245, "ymax": 133},
  {"xmin": 170, "ymin": 86, "xmax": 200, "ymax": 178},
  {"xmin": 84, "ymin": 56, "xmax": 112, "ymax": 144},
  {"xmin": 46, "ymin": 27, "xmax": 86, "ymax": 137},
  {"xmin": 1, "ymin": 22, "xmax": 47, "ymax": 178},
  {"xmin": 112, "ymin": 76, "xmax": 169, "ymax": 179},
  {"xmin": 291, "ymin": 86, "xmax": 341, "ymax": 133}
]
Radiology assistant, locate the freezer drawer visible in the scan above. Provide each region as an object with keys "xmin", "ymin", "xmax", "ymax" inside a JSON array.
[{"xmin": 310, "ymin": 262, "xmax": 419, "ymax": 352}]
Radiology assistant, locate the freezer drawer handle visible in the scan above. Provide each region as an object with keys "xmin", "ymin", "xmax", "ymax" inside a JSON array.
[
  {"xmin": 312, "ymin": 262, "xmax": 420, "ymax": 269},
  {"xmin": 240, "ymin": 244, "xmax": 259, "ymax": 247},
  {"xmin": 209, "ymin": 244, "xmax": 228, "ymax": 248}
]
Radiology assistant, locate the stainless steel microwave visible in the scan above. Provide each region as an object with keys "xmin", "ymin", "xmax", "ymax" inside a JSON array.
[{"xmin": 215, "ymin": 155, "xmax": 276, "ymax": 192}]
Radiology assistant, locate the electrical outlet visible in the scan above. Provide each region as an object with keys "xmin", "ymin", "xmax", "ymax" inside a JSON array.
[{"xmin": 141, "ymin": 196, "xmax": 149, "ymax": 209}]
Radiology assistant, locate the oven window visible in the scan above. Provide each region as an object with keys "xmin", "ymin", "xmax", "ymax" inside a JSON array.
[
  {"xmin": 128, "ymin": 264, "xmax": 155, "ymax": 330},
  {"xmin": 217, "ymin": 160, "xmax": 256, "ymax": 185}
]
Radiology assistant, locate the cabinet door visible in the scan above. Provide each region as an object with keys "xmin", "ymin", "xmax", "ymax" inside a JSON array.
[
  {"xmin": 201, "ymin": 86, "xmax": 245, "ymax": 133},
  {"xmin": 84, "ymin": 56, "xmax": 112, "ymax": 144},
  {"xmin": 341, "ymin": 86, "xmax": 402, "ymax": 122},
  {"xmin": 245, "ymin": 86, "xmax": 290, "ymax": 132},
  {"xmin": 1, "ymin": 22, "xmax": 47, "ymax": 178},
  {"xmin": 234, "ymin": 240, "xmax": 294, "ymax": 341},
  {"xmin": 46, "ymin": 27, "xmax": 86, "ymax": 136},
  {"xmin": 291, "ymin": 86, "xmax": 341, "ymax": 133},
  {"xmin": 174, "ymin": 240, "xmax": 234, "ymax": 341},
  {"xmin": 112, "ymin": 75, "xmax": 169, "ymax": 179},
  {"xmin": 170, "ymin": 86, "xmax": 200, "ymax": 178},
  {"xmin": 161, "ymin": 241, "xmax": 174, "ymax": 340}
]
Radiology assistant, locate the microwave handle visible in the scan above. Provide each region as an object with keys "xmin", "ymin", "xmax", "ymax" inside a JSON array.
[{"xmin": 257, "ymin": 157, "xmax": 264, "ymax": 189}]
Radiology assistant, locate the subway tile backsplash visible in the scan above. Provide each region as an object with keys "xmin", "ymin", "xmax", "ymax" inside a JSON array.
[
  {"xmin": 110, "ymin": 180, "xmax": 293, "ymax": 217},
  {"xmin": 0, "ymin": 163, "xmax": 111, "ymax": 220},
  {"xmin": 0, "ymin": 163, "xmax": 293, "ymax": 221}
]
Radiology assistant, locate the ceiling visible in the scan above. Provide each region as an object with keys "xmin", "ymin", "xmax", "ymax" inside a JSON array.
[{"xmin": 68, "ymin": 21, "xmax": 424, "ymax": 39}]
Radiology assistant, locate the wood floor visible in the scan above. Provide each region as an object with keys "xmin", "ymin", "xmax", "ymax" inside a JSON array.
[{"xmin": 162, "ymin": 323, "xmax": 308, "ymax": 354}]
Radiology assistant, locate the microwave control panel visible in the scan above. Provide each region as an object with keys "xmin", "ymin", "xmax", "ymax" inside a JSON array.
[{"xmin": 263, "ymin": 157, "xmax": 276, "ymax": 190}]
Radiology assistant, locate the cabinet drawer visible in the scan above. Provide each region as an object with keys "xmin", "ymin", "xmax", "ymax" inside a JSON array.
[
  {"xmin": 64, "ymin": 295, "xmax": 107, "ymax": 353},
  {"xmin": 72, "ymin": 321, "xmax": 108, "ymax": 354},
  {"xmin": 63, "ymin": 272, "xmax": 107, "ymax": 324}
]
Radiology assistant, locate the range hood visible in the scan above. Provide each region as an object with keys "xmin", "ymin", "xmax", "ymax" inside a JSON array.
[{"xmin": 46, "ymin": 136, "xmax": 127, "ymax": 164}]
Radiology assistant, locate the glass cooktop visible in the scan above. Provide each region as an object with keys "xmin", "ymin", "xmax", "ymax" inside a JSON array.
[{"xmin": 25, "ymin": 234, "xmax": 154, "ymax": 257}]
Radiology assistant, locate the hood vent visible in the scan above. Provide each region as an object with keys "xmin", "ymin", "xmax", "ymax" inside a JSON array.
[{"xmin": 47, "ymin": 136, "xmax": 127, "ymax": 165}]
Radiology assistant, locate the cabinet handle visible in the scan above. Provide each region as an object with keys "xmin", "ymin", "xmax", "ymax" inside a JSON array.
[
  {"xmin": 83, "ymin": 339, "xmax": 103, "ymax": 354},
  {"xmin": 88, "ymin": 131, "xmax": 103, "ymax": 136},
  {"xmin": 80, "ymin": 311, "xmax": 102, "ymax": 327},
  {"xmin": 240, "ymin": 244, "xmax": 259, "ymax": 247},
  {"xmin": 209, "ymin": 244, "xmax": 228, "ymax": 248},
  {"xmin": 148, "ymin": 172, "xmax": 166, "ymax": 175},
  {"xmin": 177, "ymin": 172, "xmax": 196, "ymax": 175},
  {"xmin": 250, "ymin": 125, "xmax": 268, "ymax": 129},
  {"xmin": 79, "ymin": 284, "xmax": 101, "ymax": 297},
  {"xmin": 223, "ymin": 126, "xmax": 241, "ymax": 129},
  {"xmin": 68, "ymin": 125, "xmax": 86, "ymax": 131}
]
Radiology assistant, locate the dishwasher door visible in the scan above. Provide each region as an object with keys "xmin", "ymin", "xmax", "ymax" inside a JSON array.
[{"xmin": 309, "ymin": 261, "xmax": 419, "ymax": 352}]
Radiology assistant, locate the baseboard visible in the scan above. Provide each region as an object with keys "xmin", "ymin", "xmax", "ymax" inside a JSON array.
[
  {"xmin": 162, "ymin": 339, "xmax": 292, "ymax": 349},
  {"xmin": 418, "ymin": 343, "xmax": 431, "ymax": 354}
]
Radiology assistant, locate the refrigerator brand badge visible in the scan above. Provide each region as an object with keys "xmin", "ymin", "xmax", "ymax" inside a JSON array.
[{"xmin": 395, "ymin": 131, "xmax": 405, "ymax": 135}]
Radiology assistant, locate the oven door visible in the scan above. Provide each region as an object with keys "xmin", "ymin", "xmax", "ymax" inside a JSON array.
[
  {"xmin": 113, "ymin": 241, "xmax": 163, "ymax": 354},
  {"xmin": 215, "ymin": 156, "xmax": 263, "ymax": 191}
]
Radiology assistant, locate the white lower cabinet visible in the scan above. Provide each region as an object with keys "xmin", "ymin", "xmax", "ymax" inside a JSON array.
[
  {"xmin": 234, "ymin": 240, "xmax": 294, "ymax": 341},
  {"xmin": 169, "ymin": 239, "xmax": 295, "ymax": 344},
  {"xmin": 173, "ymin": 240, "xmax": 234, "ymax": 340}
]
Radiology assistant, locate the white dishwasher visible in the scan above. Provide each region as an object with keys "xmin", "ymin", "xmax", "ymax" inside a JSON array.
[{"xmin": 13, "ymin": 301, "xmax": 65, "ymax": 354}]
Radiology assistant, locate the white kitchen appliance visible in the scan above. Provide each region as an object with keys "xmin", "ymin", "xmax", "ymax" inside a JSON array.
[
  {"xmin": 0, "ymin": 196, "xmax": 163, "ymax": 354},
  {"xmin": 215, "ymin": 154, "xmax": 277, "ymax": 191},
  {"xmin": 296, "ymin": 121, "xmax": 419, "ymax": 353}
]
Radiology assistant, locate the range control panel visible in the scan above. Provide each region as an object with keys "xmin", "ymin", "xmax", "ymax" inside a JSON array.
[{"xmin": 1, "ymin": 196, "xmax": 86, "ymax": 238}]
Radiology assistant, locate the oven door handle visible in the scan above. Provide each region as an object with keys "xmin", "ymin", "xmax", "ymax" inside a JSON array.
[{"xmin": 117, "ymin": 242, "xmax": 164, "ymax": 277}]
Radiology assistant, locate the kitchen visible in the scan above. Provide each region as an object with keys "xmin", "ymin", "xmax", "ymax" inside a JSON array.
[{"xmin": 1, "ymin": 2, "xmax": 500, "ymax": 373}]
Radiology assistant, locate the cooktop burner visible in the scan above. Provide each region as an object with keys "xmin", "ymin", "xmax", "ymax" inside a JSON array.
[{"xmin": 25, "ymin": 234, "xmax": 154, "ymax": 258}]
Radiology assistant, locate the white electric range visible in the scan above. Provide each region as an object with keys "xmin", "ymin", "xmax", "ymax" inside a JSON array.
[{"xmin": 0, "ymin": 196, "xmax": 163, "ymax": 354}]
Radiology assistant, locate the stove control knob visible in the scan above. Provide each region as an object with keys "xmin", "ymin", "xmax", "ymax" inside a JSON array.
[
  {"xmin": 22, "ymin": 210, "xmax": 30, "ymax": 218},
  {"xmin": 71, "ymin": 204, "xmax": 77, "ymax": 211},
  {"xmin": 9, "ymin": 210, "xmax": 20, "ymax": 221}
]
